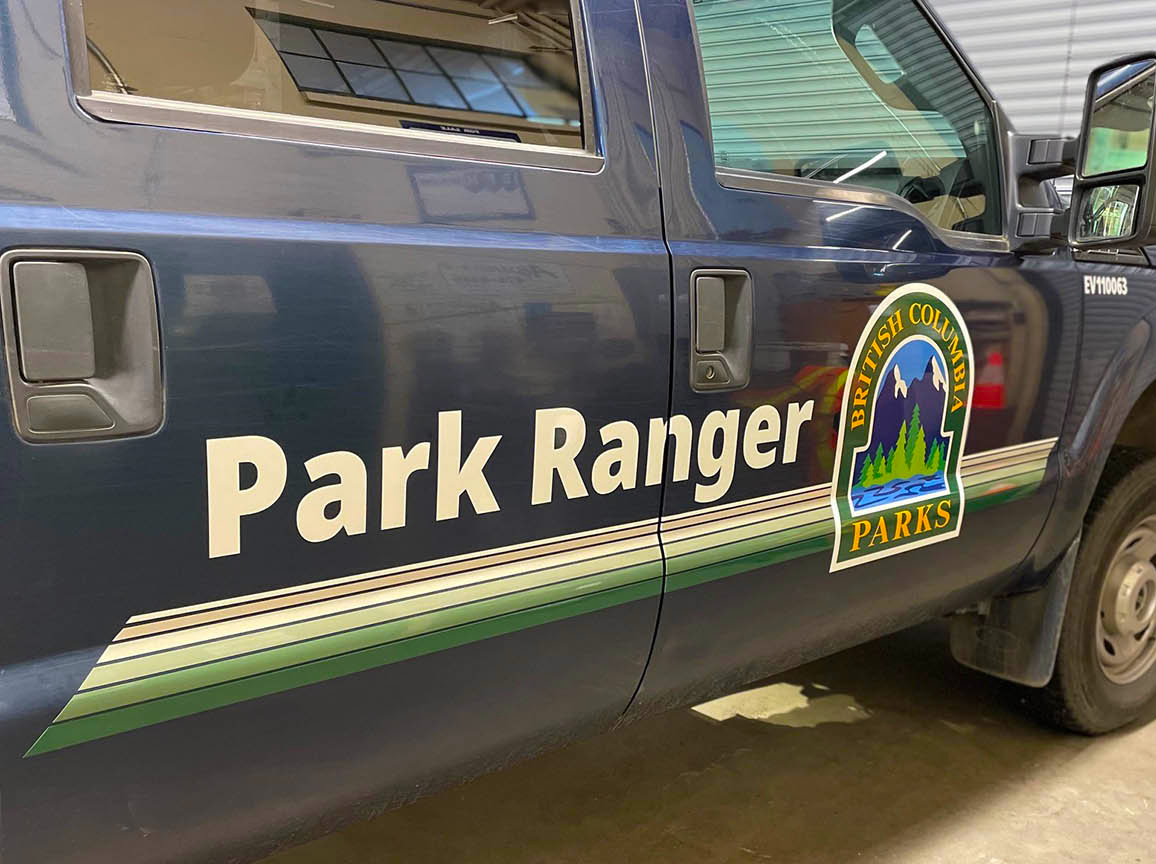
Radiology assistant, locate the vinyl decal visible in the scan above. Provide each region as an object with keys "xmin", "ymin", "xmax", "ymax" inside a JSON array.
[
  {"xmin": 830, "ymin": 284, "xmax": 974, "ymax": 571},
  {"xmin": 28, "ymin": 436, "xmax": 1053, "ymax": 756}
]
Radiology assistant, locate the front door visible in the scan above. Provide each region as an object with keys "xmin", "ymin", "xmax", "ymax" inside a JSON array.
[{"xmin": 633, "ymin": 0, "xmax": 1081, "ymax": 705}]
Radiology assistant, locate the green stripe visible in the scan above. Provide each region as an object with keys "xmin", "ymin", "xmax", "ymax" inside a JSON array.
[
  {"xmin": 963, "ymin": 459, "xmax": 1049, "ymax": 486},
  {"xmin": 966, "ymin": 469, "xmax": 1045, "ymax": 510},
  {"xmin": 668, "ymin": 515, "xmax": 832, "ymax": 574},
  {"xmin": 663, "ymin": 503, "xmax": 826, "ymax": 560},
  {"xmin": 27, "ymin": 577, "xmax": 662, "ymax": 756},
  {"xmin": 87, "ymin": 545, "xmax": 659, "ymax": 689},
  {"xmin": 60, "ymin": 561, "xmax": 659, "ymax": 723},
  {"xmin": 668, "ymin": 532, "xmax": 832, "ymax": 591},
  {"xmin": 667, "ymin": 468, "xmax": 1047, "ymax": 591},
  {"xmin": 666, "ymin": 460, "xmax": 1049, "ymax": 574}
]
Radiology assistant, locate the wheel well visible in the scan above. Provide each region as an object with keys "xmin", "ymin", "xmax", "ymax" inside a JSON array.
[{"xmin": 1114, "ymin": 378, "xmax": 1156, "ymax": 454}]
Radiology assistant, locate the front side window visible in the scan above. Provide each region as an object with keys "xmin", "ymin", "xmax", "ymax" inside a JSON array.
[
  {"xmin": 689, "ymin": 0, "xmax": 1001, "ymax": 235},
  {"xmin": 80, "ymin": 0, "xmax": 584, "ymax": 150}
]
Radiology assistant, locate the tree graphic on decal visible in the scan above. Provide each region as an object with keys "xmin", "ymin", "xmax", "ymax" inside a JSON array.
[{"xmin": 850, "ymin": 340, "xmax": 951, "ymax": 509}]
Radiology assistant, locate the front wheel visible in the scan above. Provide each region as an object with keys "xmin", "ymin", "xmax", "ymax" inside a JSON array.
[{"xmin": 1039, "ymin": 450, "xmax": 1156, "ymax": 733}]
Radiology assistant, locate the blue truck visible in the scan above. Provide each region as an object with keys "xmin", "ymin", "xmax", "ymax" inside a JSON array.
[{"xmin": 3, "ymin": 0, "xmax": 1156, "ymax": 860}]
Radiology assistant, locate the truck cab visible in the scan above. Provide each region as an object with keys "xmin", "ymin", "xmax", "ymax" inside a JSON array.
[{"xmin": 2, "ymin": 0, "xmax": 1156, "ymax": 861}]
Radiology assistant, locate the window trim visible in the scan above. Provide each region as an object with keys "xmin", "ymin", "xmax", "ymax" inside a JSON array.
[
  {"xmin": 716, "ymin": 167, "xmax": 1011, "ymax": 254},
  {"xmin": 62, "ymin": 0, "xmax": 602, "ymax": 173},
  {"xmin": 685, "ymin": 0, "xmax": 1010, "ymax": 253},
  {"xmin": 301, "ymin": 90, "xmax": 581, "ymax": 144}
]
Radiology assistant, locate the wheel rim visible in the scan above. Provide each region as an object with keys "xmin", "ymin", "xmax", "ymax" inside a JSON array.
[{"xmin": 1096, "ymin": 516, "xmax": 1156, "ymax": 685}]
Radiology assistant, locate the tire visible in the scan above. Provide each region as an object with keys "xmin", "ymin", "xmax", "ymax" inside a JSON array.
[{"xmin": 1037, "ymin": 448, "xmax": 1156, "ymax": 734}]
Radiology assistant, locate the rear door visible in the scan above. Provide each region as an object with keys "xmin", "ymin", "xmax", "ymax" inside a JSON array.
[
  {"xmin": 0, "ymin": 1, "xmax": 667, "ymax": 861},
  {"xmin": 632, "ymin": 0, "xmax": 1081, "ymax": 706}
]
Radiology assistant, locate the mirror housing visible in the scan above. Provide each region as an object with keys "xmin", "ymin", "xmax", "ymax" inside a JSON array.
[
  {"xmin": 1009, "ymin": 131, "xmax": 1076, "ymax": 252},
  {"xmin": 1070, "ymin": 53, "xmax": 1156, "ymax": 249}
]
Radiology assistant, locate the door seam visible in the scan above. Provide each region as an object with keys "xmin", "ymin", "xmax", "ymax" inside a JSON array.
[{"xmin": 619, "ymin": 0, "xmax": 674, "ymax": 721}]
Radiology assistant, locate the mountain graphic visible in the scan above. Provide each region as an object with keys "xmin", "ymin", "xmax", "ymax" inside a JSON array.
[{"xmin": 853, "ymin": 352, "xmax": 950, "ymax": 491}]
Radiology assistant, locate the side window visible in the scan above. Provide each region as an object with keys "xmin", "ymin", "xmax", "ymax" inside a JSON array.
[
  {"xmin": 689, "ymin": 0, "xmax": 1002, "ymax": 235},
  {"xmin": 79, "ymin": 0, "xmax": 585, "ymax": 151}
]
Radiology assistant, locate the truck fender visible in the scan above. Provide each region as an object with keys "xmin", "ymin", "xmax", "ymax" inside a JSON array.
[{"xmin": 1025, "ymin": 316, "xmax": 1152, "ymax": 582}]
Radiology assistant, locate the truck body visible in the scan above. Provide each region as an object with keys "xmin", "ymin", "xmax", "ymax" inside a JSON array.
[{"xmin": 1, "ymin": 0, "xmax": 1155, "ymax": 861}]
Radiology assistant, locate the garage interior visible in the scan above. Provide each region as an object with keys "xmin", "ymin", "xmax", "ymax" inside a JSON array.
[{"xmin": 262, "ymin": 620, "xmax": 1156, "ymax": 863}]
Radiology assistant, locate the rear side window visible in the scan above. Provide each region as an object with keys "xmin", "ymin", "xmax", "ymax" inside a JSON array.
[
  {"xmin": 689, "ymin": 0, "xmax": 1002, "ymax": 235},
  {"xmin": 80, "ymin": 0, "xmax": 585, "ymax": 151}
]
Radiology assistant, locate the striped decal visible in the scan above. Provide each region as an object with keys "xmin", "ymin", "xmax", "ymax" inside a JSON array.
[
  {"xmin": 26, "ymin": 520, "xmax": 664, "ymax": 756},
  {"xmin": 27, "ymin": 438, "xmax": 1056, "ymax": 756},
  {"xmin": 663, "ymin": 438, "xmax": 1057, "ymax": 591}
]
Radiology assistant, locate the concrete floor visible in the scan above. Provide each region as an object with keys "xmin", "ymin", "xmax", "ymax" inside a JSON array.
[{"xmin": 262, "ymin": 621, "xmax": 1156, "ymax": 864}]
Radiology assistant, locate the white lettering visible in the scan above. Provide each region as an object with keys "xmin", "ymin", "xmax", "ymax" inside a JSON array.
[
  {"xmin": 205, "ymin": 401, "xmax": 822, "ymax": 559},
  {"xmin": 380, "ymin": 441, "xmax": 430, "ymax": 530},
  {"xmin": 206, "ymin": 435, "xmax": 287, "ymax": 558},
  {"xmin": 695, "ymin": 409, "xmax": 740, "ymax": 503},
  {"xmin": 435, "ymin": 410, "xmax": 502, "ymax": 520},
  {"xmin": 1085, "ymin": 274, "xmax": 1128, "ymax": 295},
  {"xmin": 592, "ymin": 420, "xmax": 640, "ymax": 495},
  {"xmin": 743, "ymin": 404, "xmax": 781, "ymax": 469},
  {"xmin": 296, "ymin": 451, "xmax": 368, "ymax": 543},
  {"xmin": 644, "ymin": 418, "xmax": 667, "ymax": 487},
  {"xmin": 668, "ymin": 414, "xmax": 693, "ymax": 483},
  {"xmin": 531, "ymin": 407, "xmax": 588, "ymax": 505},
  {"xmin": 783, "ymin": 400, "xmax": 814, "ymax": 464}
]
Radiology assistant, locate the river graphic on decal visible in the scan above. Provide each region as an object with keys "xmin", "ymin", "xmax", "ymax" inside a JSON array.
[
  {"xmin": 849, "ymin": 340, "xmax": 950, "ymax": 511},
  {"xmin": 830, "ymin": 283, "xmax": 974, "ymax": 571}
]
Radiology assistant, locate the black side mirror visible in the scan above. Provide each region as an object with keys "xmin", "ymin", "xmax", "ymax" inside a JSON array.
[{"xmin": 1070, "ymin": 53, "xmax": 1156, "ymax": 249}]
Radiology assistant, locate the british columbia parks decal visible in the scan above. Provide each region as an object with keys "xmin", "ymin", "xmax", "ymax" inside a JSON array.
[{"xmin": 830, "ymin": 283, "xmax": 974, "ymax": 571}]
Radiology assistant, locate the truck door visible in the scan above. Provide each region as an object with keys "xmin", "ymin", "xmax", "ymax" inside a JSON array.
[
  {"xmin": 0, "ymin": 1, "xmax": 668, "ymax": 861},
  {"xmin": 631, "ymin": 0, "xmax": 1081, "ymax": 706}
]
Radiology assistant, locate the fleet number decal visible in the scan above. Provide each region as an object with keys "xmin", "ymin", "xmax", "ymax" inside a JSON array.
[
  {"xmin": 1084, "ymin": 274, "xmax": 1128, "ymax": 295},
  {"xmin": 830, "ymin": 283, "xmax": 975, "ymax": 571}
]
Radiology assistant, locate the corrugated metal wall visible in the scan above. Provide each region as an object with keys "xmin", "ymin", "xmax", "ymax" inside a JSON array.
[{"xmin": 930, "ymin": 0, "xmax": 1156, "ymax": 137}]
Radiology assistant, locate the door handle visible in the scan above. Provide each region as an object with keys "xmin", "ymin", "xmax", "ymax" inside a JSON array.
[
  {"xmin": 690, "ymin": 268, "xmax": 752, "ymax": 392},
  {"xmin": 1, "ymin": 249, "xmax": 162, "ymax": 441}
]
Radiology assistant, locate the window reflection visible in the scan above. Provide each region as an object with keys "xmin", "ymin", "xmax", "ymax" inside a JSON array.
[
  {"xmin": 83, "ymin": 0, "xmax": 584, "ymax": 149},
  {"xmin": 689, "ymin": 0, "xmax": 1001, "ymax": 235},
  {"xmin": 1084, "ymin": 60, "xmax": 1156, "ymax": 178},
  {"xmin": 1076, "ymin": 184, "xmax": 1140, "ymax": 242}
]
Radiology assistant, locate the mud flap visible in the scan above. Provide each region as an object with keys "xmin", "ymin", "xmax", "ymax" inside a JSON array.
[{"xmin": 949, "ymin": 535, "xmax": 1080, "ymax": 687}]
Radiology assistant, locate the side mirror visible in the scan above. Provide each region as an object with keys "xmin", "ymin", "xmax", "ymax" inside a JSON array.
[{"xmin": 1071, "ymin": 54, "xmax": 1156, "ymax": 249}]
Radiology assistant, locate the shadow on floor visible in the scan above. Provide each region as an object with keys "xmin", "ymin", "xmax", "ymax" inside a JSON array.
[{"xmin": 260, "ymin": 620, "xmax": 1110, "ymax": 864}]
